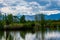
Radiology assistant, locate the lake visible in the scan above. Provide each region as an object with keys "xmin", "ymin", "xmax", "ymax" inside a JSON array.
[{"xmin": 0, "ymin": 30, "xmax": 60, "ymax": 40}]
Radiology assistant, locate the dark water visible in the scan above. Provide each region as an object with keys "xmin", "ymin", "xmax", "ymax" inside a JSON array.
[
  {"xmin": 0, "ymin": 31, "xmax": 6, "ymax": 40},
  {"xmin": 0, "ymin": 30, "xmax": 60, "ymax": 40}
]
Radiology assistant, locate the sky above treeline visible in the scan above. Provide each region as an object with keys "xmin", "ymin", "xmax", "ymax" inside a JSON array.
[{"xmin": 0, "ymin": 0, "xmax": 60, "ymax": 15}]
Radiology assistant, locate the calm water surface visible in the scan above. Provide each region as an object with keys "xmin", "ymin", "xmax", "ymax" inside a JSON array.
[{"xmin": 0, "ymin": 30, "xmax": 60, "ymax": 40}]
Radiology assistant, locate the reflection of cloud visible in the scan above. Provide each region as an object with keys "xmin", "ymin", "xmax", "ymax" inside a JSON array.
[
  {"xmin": 10, "ymin": 32, "xmax": 24, "ymax": 40},
  {"xmin": 45, "ymin": 31, "xmax": 60, "ymax": 39},
  {"xmin": 25, "ymin": 33, "xmax": 36, "ymax": 40}
]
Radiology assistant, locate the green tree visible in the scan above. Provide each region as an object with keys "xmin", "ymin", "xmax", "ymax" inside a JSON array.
[
  {"xmin": 7, "ymin": 14, "xmax": 13, "ymax": 24},
  {"xmin": 35, "ymin": 14, "xmax": 41, "ymax": 22},
  {"xmin": 35, "ymin": 15, "xmax": 38, "ymax": 22},
  {"xmin": 0, "ymin": 12, "xmax": 2, "ymax": 21},
  {"xmin": 13, "ymin": 16, "xmax": 20, "ymax": 23},
  {"xmin": 0, "ymin": 12, "xmax": 4, "ymax": 29},
  {"xmin": 40, "ymin": 14, "xmax": 45, "ymax": 25},
  {"xmin": 20, "ymin": 15, "xmax": 26, "ymax": 23}
]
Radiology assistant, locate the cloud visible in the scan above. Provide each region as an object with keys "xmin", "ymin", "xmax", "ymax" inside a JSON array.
[
  {"xmin": 0, "ymin": 0, "xmax": 3, "ymax": 3},
  {"xmin": 38, "ymin": 10, "xmax": 60, "ymax": 15},
  {"xmin": 0, "ymin": 0, "xmax": 60, "ymax": 15},
  {"xmin": 0, "ymin": 0, "xmax": 41, "ymax": 15},
  {"xmin": 56, "ymin": 0, "xmax": 60, "ymax": 6},
  {"xmin": 1, "ymin": 7, "xmax": 17, "ymax": 15}
]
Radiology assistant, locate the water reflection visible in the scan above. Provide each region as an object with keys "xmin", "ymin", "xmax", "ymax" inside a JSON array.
[
  {"xmin": 0, "ymin": 30, "xmax": 60, "ymax": 40},
  {"xmin": 45, "ymin": 31, "xmax": 60, "ymax": 40},
  {"xmin": 0, "ymin": 31, "xmax": 6, "ymax": 40},
  {"xmin": 5, "ymin": 31, "xmax": 60, "ymax": 40},
  {"xmin": 10, "ymin": 31, "xmax": 23, "ymax": 40},
  {"xmin": 10, "ymin": 31, "xmax": 36, "ymax": 40}
]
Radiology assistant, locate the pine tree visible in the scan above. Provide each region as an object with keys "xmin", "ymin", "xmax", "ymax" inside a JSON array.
[{"xmin": 20, "ymin": 15, "xmax": 26, "ymax": 23}]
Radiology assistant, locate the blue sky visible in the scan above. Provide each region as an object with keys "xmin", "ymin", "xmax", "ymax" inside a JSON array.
[{"xmin": 0, "ymin": 0, "xmax": 60, "ymax": 15}]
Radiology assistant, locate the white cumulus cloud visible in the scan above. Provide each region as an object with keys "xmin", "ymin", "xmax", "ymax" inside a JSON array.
[
  {"xmin": 38, "ymin": 10, "xmax": 60, "ymax": 15},
  {"xmin": 0, "ymin": 0, "xmax": 60, "ymax": 15}
]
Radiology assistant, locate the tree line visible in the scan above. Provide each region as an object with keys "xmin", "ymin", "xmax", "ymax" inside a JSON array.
[{"xmin": 0, "ymin": 13, "xmax": 60, "ymax": 29}]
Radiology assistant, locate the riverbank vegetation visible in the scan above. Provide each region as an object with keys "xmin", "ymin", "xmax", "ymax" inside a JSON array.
[{"xmin": 0, "ymin": 13, "xmax": 60, "ymax": 31}]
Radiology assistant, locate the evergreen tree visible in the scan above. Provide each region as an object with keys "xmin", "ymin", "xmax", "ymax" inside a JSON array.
[
  {"xmin": 20, "ymin": 15, "xmax": 26, "ymax": 23},
  {"xmin": 7, "ymin": 14, "xmax": 13, "ymax": 24}
]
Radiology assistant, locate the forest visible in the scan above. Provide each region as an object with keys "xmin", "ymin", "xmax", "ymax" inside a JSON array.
[{"xmin": 0, "ymin": 13, "xmax": 60, "ymax": 31}]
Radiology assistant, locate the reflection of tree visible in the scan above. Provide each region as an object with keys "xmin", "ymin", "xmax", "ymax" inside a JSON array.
[
  {"xmin": 9, "ymin": 35, "xmax": 13, "ymax": 40},
  {"xmin": 6, "ymin": 31, "xmax": 13, "ymax": 40},
  {"xmin": 20, "ymin": 31, "xmax": 26, "ymax": 39},
  {"xmin": 0, "ymin": 31, "xmax": 4, "ymax": 40},
  {"xmin": 20, "ymin": 31, "xmax": 35, "ymax": 40}
]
